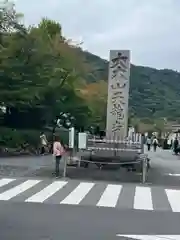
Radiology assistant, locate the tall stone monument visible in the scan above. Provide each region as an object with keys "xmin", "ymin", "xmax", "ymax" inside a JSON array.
[{"xmin": 106, "ymin": 50, "xmax": 130, "ymax": 139}]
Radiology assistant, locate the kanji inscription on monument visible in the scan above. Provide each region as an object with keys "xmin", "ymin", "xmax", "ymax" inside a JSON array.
[{"xmin": 106, "ymin": 50, "xmax": 130, "ymax": 139}]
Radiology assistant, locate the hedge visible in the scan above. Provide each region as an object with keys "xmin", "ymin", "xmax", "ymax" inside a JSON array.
[{"xmin": 0, "ymin": 127, "xmax": 70, "ymax": 148}]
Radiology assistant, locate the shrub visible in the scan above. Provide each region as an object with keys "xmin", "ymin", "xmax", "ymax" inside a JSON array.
[{"xmin": 0, "ymin": 127, "xmax": 72, "ymax": 148}]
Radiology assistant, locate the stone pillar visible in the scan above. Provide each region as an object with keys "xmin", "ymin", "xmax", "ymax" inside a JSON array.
[{"xmin": 106, "ymin": 50, "xmax": 130, "ymax": 140}]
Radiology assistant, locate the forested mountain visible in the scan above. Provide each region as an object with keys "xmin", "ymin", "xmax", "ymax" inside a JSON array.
[{"xmin": 83, "ymin": 51, "xmax": 180, "ymax": 120}]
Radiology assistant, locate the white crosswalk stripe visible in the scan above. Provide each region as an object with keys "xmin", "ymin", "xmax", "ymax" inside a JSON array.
[
  {"xmin": 134, "ymin": 186, "xmax": 153, "ymax": 210},
  {"xmin": 97, "ymin": 184, "xmax": 122, "ymax": 207},
  {"xmin": 26, "ymin": 181, "xmax": 67, "ymax": 203},
  {"xmin": 0, "ymin": 178, "xmax": 15, "ymax": 187},
  {"xmin": 0, "ymin": 179, "xmax": 41, "ymax": 200},
  {"xmin": 60, "ymin": 182, "xmax": 94, "ymax": 205},
  {"xmin": 165, "ymin": 189, "xmax": 180, "ymax": 212},
  {"xmin": 0, "ymin": 177, "xmax": 180, "ymax": 212}
]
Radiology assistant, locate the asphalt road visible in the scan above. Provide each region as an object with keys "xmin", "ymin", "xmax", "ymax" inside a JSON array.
[
  {"xmin": 1, "ymin": 201, "xmax": 180, "ymax": 240},
  {"xmin": 1, "ymin": 147, "xmax": 180, "ymax": 187},
  {"xmin": 146, "ymin": 147, "xmax": 180, "ymax": 187},
  {"xmin": 0, "ymin": 148, "xmax": 180, "ymax": 239}
]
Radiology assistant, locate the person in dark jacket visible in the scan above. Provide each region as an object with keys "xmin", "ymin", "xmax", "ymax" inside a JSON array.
[
  {"xmin": 152, "ymin": 137, "xmax": 158, "ymax": 152},
  {"xmin": 174, "ymin": 138, "xmax": 179, "ymax": 155}
]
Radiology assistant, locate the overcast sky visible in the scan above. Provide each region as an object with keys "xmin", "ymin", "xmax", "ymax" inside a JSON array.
[{"xmin": 15, "ymin": 0, "xmax": 180, "ymax": 71}]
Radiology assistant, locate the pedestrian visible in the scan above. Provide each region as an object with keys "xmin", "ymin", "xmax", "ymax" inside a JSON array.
[
  {"xmin": 167, "ymin": 138, "xmax": 172, "ymax": 149},
  {"xmin": 53, "ymin": 135, "xmax": 65, "ymax": 178},
  {"xmin": 146, "ymin": 137, "xmax": 151, "ymax": 151},
  {"xmin": 152, "ymin": 137, "xmax": 158, "ymax": 152},
  {"xmin": 40, "ymin": 132, "xmax": 48, "ymax": 155},
  {"xmin": 163, "ymin": 138, "xmax": 168, "ymax": 149},
  {"xmin": 173, "ymin": 137, "xmax": 179, "ymax": 155}
]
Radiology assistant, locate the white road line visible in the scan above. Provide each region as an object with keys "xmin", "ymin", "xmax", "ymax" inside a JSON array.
[
  {"xmin": 97, "ymin": 184, "xmax": 122, "ymax": 207},
  {"xmin": 0, "ymin": 180, "xmax": 41, "ymax": 200},
  {"xmin": 25, "ymin": 181, "xmax": 67, "ymax": 203},
  {"xmin": 0, "ymin": 178, "xmax": 15, "ymax": 187},
  {"xmin": 168, "ymin": 173, "xmax": 180, "ymax": 177},
  {"xmin": 116, "ymin": 235, "xmax": 180, "ymax": 240},
  {"xmin": 134, "ymin": 186, "xmax": 153, "ymax": 210},
  {"xmin": 60, "ymin": 182, "xmax": 94, "ymax": 205},
  {"xmin": 165, "ymin": 189, "xmax": 180, "ymax": 212}
]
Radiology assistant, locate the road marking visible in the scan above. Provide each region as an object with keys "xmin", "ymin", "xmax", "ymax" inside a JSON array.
[
  {"xmin": 116, "ymin": 235, "xmax": 180, "ymax": 240},
  {"xmin": 0, "ymin": 178, "xmax": 15, "ymax": 187},
  {"xmin": 1, "ymin": 177, "xmax": 180, "ymax": 213},
  {"xmin": 0, "ymin": 180, "xmax": 41, "ymax": 200},
  {"xmin": 165, "ymin": 189, "xmax": 180, "ymax": 212},
  {"xmin": 25, "ymin": 181, "xmax": 67, "ymax": 203},
  {"xmin": 60, "ymin": 182, "xmax": 94, "ymax": 205},
  {"xmin": 97, "ymin": 184, "xmax": 122, "ymax": 207},
  {"xmin": 134, "ymin": 186, "xmax": 153, "ymax": 210},
  {"xmin": 168, "ymin": 173, "xmax": 180, "ymax": 177}
]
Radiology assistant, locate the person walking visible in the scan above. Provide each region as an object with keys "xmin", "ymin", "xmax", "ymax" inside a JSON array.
[
  {"xmin": 173, "ymin": 137, "xmax": 179, "ymax": 155},
  {"xmin": 152, "ymin": 137, "xmax": 158, "ymax": 152},
  {"xmin": 53, "ymin": 135, "xmax": 65, "ymax": 178},
  {"xmin": 40, "ymin": 132, "xmax": 48, "ymax": 155},
  {"xmin": 146, "ymin": 137, "xmax": 151, "ymax": 151}
]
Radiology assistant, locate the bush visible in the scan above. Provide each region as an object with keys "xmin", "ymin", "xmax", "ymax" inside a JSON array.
[
  {"xmin": 0, "ymin": 128, "xmax": 44, "ymax": 148},
  {"xmin": 0, "ymin": 127, "xmax": 71, "ymax": 148}
]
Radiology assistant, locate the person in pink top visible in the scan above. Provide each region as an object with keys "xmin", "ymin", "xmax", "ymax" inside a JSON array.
[{"xmin": 53, "ymin": 135, "xmax": 65, "ymax": 178}]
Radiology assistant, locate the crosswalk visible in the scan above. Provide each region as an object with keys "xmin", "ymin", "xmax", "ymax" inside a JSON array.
[{"xmin": 0, "ymin": 177, "xmax": 179, "ymax": 212}]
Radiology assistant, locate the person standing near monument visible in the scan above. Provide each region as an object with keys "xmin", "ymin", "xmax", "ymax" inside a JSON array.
[
  {"xmin": 152, "ymin": 137, "xmax": 158, "ymax": 152},
  {"xmin": 146, "ymin": 137, "xmax": 151, "ymax": 151},
  {"xmin": 40, "ymin": 132, "xmax": 48, "ymax": 155},
  {"xmin": 53, "ymin": 135, "xmax": 65, "ymax": 178},
  {"xmin": 173, "ymin": 137, "xmax": 179, "ymax": 155}
]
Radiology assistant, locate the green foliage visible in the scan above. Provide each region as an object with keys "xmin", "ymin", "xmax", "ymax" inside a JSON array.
[
  {"xmin": 0, "ymin": 128, "xmax": 42, "ymax": 148},
  {"xmin": 0, "ymin": 1, "xmax": 91, "ymax": 139}
]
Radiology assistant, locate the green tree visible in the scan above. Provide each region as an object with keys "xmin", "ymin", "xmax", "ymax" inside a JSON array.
[
  {"xmin": 0, "ymin": 11, "xmax": 92, "ymax": 130},
  {"xmin": 0, "ymin": 0, "xmax": 26, "ymax": 44}
]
